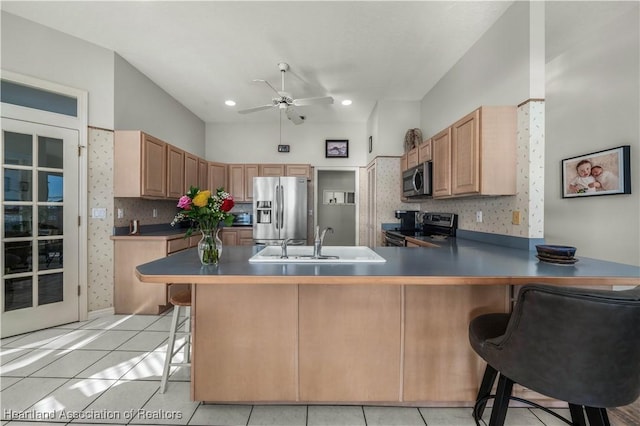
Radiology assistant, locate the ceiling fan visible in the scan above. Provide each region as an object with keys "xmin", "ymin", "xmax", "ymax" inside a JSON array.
[{"xmin": 238, "ymin": 62, "xmax": 334, "ymax": 125}]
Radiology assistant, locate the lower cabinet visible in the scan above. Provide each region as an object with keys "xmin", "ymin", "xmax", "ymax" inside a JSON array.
[
  {"xmin": 113, "ymin": 234, "xmax": 197, "ymax": 314},
  {"xmin": 222, "ymin": 228, "xmax": 254, "ymax": 246}
]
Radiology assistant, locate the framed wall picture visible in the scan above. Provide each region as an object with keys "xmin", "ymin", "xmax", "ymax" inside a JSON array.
[
  {"xmin": 561, "ymin": 145, "xmax": 631, "ymax": 198},
  {"xmin": 325, "ymin": 139, "xmax": 348, "ymax": 158},
  {"xmin": 369, "ymin": 136, "xmax": 373, "ymax": 153}
]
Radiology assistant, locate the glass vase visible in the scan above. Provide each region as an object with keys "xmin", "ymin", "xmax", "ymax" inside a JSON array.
[{"xmin": 198, "ymin": 228, "xmax": 222, "ymax": 265}]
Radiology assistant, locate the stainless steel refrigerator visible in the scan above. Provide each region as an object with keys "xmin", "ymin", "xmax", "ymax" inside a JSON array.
[{"xmin": 253, "ymin": 176, "xmax": 307, "ymax": 245}]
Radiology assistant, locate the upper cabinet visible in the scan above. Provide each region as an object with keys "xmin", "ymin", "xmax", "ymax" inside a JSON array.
[
  {"xmin": 418, "ymin": 139, "xmax": 432, "ymax": 163},
  {"xmin": 184, "ymin": 152, "xmax": 199, "ymax": 192},
  {"xmin": 260, "ymin": 164, "xmax": 285, "ymax": 177},
  {"xmin": 432, "ymin": 128, "xmax": 452, "ymax": 198},
  {"xmin": 167, "ymin": 145, "xmax": 185, "ymax": 199},
  {"xmin": 208, "ymin": 162, "xmax": 227, "ymax": 192},
  {"xmin": 450, "ymin": 106, "xmax": 516, "ymax": 197},
  {"xmin": 285, "ymin": 164, "xmax": 311, "ymax": 179},
  {"xmin": 198, "ymin": 158, "xmax": 208, "ymax": 190},
  {"xmin": 115, "ymin": 131, "xmax": 168, "ymax": 199},
  {"xmin": 227, "ymin": 164, "xmax": 258, "ymax": 202}
]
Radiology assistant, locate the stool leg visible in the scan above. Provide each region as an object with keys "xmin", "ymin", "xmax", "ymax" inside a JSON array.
[
  {"xmin": 160, "ymin": 305, "xmax": 181, "ymax": 393},
  {"xmin": 585, "ymin": 407, "xmax": 610, "ymax": 426},
  {"xmin": 474, "ymin": 364, "xmax": 498, "ymax": 421},
  {"xmin": 568, "ymin": 404, "xmax": 587, "ymax": 426},
  {"xmin": 183, "ymin": 306, "xmax": 191, "ymax": 363},
  {"xmin": 488, "ymin": 374, "xmax": 514, "ymax": 426}
]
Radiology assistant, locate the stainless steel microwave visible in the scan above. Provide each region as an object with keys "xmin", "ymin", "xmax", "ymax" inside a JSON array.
[{"xmin": 402, "ymin": 162, "xmax": 432, "ymax": 198}]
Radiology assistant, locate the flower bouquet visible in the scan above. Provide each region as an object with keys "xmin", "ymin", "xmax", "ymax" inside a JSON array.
[{"xmin": 171, "ymin": 186, "xmax": 235, "ymax": 265}]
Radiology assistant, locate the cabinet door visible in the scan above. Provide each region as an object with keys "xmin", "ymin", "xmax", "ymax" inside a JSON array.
[
  {"xmin": 227, "ymin": 165, "xmax": 245, "ymax": 201},
  {"xmin": 221, "ymin": 229, "xmax": 238, "ymax": 246},
  {"xmin": 407, "ymin": 147, "xmax": 419, "ymax": 169},
  {"xmin": 260, "ymin": 164, "xmax": 285, "ymax": 177},
  {"xmin": 238, "ymin": 229, "xmax": 254, "ymax": 246},
  {"xmin": 184, "ymin": 152, "xmax": 199, "ymax": 192},
  {"xmin": 244, "ymin": 164, "xmax": 259, "ymax": 202},
  {"xmin": 418, "ymin": 139, "xmax": 432, "ymax": 163},
  {"xmin": 452, "ymin": 109, "xmax": 480, "ymax": 195},
  {"xmin": 198, "ymin": 158, "xmax": 209, "ymax": 189},
  {"xmin": 141, "ymin": 134, "xmax": 167, "ymax": 198},
  {"xmin": 432, "ymin": 128, "xmax": 452, "ymax": 198},
  {"xmin": 285, "ymin": 164, "xmax": 311, "ymax": 179},
  {"xmin": 208, "ymin": 162, "xmax": 227, "ymax": 192},
  {"xmin": 400, "ymin": 153, "xmax": 408, "ymax": 172},
  {"xmin": 167, "ymin": 146, "xmax": 185, "ymax": 199}
]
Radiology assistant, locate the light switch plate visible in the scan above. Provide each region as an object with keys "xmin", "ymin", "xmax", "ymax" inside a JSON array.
[{"xmin": 92, "ymin": 208, "xmax": 107, "ymax": 219}]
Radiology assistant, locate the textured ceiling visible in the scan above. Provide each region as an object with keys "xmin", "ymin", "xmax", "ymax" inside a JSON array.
[{"xmin": 2, "ymin": 1, "xmax": 515, "ymax": 124}]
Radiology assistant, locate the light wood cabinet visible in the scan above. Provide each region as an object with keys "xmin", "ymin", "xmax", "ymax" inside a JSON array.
[
  {"xmin": 259, "ymin": 164, "xmax": 285, "ymax": 177},
  {"xmin": 451, "ymin": 106, "xmax": 516, "ymax": 196},
  {"xmin": 167, "ymin": 145, "xmax": 185, "ymax": 199},
  {"xmin": 115, "ymin": 131, "xmax": 168, "ymax": 199},
  {"xmin": 407, "ymin": 147, "xmax": 419, "ymax": 169},
  {"xmin": 198, "ymin": 158, "xmax": 208, "ymax": 190},
  {"xmin": 113, "ymin": 234, "xmax": 197, "ymax": 314},
  {"xmin": 418, "ymin": 139, "xmax": 432, "ymax": 163},
  {"xmin": 208, "ymin": 162, "xmax": 227, "ymax": 191},
  {"xmin": 285, "ymin": 164, "xmax": 311, "ymax": 179},
  {"xmin": 227, "ymin": 164, "xmax": 259, "ymax": 202},
  {"xmin": 184, "ymin": 152, "xmax": 199, "ymax": 192},
  {"xmin": 400, "ymin": 153, "xmax": 409, "ymax": 172},
  {"xmin": 432, "ymin": 128, "xmax": 452, "ymax": 198},
  {"xmin": 244, "ymin": 164, "xmax": 259, "ymax": 202},
  {"xmin": 222, "ymin": 228, "xmax": 253, "ymax": 246}
]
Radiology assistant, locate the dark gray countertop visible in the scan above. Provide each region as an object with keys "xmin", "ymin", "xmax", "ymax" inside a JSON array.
[{"xmin": 136, "ymin": 238, "xmax": 640, "ymax": 286}]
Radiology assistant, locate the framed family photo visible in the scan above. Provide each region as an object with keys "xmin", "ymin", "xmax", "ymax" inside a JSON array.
[
  {"xmin": 561, "ymin": 145, "xmax": 631, "ymax": 198},
  {"xmin": 325, "ymin": 139, "xmax": 348, "ymax": 158}
]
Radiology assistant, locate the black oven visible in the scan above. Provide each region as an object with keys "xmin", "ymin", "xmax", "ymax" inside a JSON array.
[
  {"xmin": 402, "ymin": 162, "xmax": 432, "ymax": 198},
  {"xmin": 383, "ymin": 231, "xmax": 407, "ymax": 247}
]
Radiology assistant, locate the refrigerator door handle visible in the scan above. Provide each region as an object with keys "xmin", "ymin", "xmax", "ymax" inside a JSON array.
[
  {"xmin": 279, "ymin": 185, "xmax": 285, "ymax": 229},
  {"xmin": 275, "ymin": 185, "xmax": 281, "ymax": 229}
]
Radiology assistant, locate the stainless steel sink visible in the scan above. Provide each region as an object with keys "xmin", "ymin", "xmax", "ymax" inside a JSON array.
[{"xmin": 248, "ymin": 246, "xmax": 386, "ymax": 263}]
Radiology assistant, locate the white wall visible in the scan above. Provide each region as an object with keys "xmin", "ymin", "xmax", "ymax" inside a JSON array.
[
  {"xmin": 420, "ymin": 1, "xmax": 531, "ymax": 138},
  {"xmin": 114, "ymin": 54, "xmax": 205, "ymax": 156},
  {"xmin": 206, "ymin": 121, "xmax": 367, "ymax": 165},
  {"xmin": 545, "ymin": 2, "xmax": 639, "ymax": 266},
  {"xmin": 1, "ymin": 11, "xmax": 114, "ymax": 129}
]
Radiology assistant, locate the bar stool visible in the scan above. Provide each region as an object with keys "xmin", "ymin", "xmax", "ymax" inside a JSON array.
[{"xmin": 160, "ymin": 288, "xmax": 192, "ymax": 393}]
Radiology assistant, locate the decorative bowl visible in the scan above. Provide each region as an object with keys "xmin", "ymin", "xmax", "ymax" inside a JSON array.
[{"xmin": 535, "ymin": 245, "xmax": 577, "ymax": 259}]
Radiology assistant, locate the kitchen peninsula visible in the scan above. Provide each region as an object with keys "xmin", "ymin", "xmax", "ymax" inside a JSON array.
[{"xmin": 136, "ymin": 243, "xmax": 640, "ymax": 404}]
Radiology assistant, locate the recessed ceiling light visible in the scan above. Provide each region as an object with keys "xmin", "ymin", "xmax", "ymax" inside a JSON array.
[
  {"xmin": 225, "ymin": 100, "xmax": 236, "ymax": 106},
  {"xmin": 341, "ymin": 100, "xmax": 352, "ymax": 106}
]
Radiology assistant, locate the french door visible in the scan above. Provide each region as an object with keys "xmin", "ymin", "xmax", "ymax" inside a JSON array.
[{"xmin": 1, "ymin": 118, "xmax": 80, "ymax": 337}]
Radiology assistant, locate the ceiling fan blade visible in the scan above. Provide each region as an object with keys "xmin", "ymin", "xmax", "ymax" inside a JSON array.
[
  {"xmin": 292, "ymin": 96, "xmax": 334, "ymax": 106},
  {"xmin": 253, "ymin": 79, "xmax": 280, "ymax": 95},
  {"xmin": 237, "ymin": 104, "xmax": 274, "ymax": 114},
  {"xmin": 286, "ymin": 105, "xmax": 305, "ymax": 125}
]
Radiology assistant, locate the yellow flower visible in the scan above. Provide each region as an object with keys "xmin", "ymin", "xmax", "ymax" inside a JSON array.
[{"xmin": 193, "ymin": 190, "xmax": 211, "ymax": 207}]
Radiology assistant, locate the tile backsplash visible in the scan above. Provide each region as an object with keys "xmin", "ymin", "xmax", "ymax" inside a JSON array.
[{"xmin": 114, "ymin": 197, "xmax": 178, "ymax": 228}]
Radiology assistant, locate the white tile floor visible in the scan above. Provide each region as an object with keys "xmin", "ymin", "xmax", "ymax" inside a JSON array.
[{"xmin": 1, "ymin": 312, "xmax": 571, "ymax": 426}]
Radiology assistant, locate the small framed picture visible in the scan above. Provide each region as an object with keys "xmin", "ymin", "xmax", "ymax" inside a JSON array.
[
  {"xmin": 369, "ymin": 136, "xmax": 373, "ymax": 153},
  {"xmin": 325, "ymin": 139, "xmax": 348, "ymax": 158},
  {"xmin": 561, "ymin": 145, "xmax": 631, "ymax": 198}
]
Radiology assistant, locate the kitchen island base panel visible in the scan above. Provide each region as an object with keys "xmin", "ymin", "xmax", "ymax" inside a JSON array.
[{"xmin": 192, "ymin": 283, "xmax": 509, "ymax": 404}]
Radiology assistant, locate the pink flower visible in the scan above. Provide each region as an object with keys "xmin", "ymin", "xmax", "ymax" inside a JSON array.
[{"xmin": 177, "ymin": 195, "xmax": 192, "ymax": 210}]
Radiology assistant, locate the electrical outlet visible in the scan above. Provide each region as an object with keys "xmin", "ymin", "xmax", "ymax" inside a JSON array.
[
  {"xmin": 476, "ymin": 211, "xmax": 483, "ymax": 223},
  {"xmin": 117, "ymin": 208, "xmax": 124, "ymax": 219},
  {"xmin": 152, "ymin": 208, "xmax": 158, "ymax": 218},
  {"xmin": 512, "ymin": 210, "xmax": 521, "ymax": 225}
]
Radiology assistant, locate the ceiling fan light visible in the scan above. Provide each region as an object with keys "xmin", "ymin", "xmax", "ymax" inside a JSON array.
[
  {"xmin": 225, "ymin": 100, "xmax": 236, "ymax": 106},
  {"xmin": 341, "ymin": 99, "xmax": 352, "ymax": 106}
]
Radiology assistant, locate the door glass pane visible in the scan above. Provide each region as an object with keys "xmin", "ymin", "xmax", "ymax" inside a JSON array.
[
  {"xmin": 38, "ymin": 171, "xmax": 63, "ymax": 202},
  {"xmin": 3, "ymin": 168, "xmax": 32, "ymax": 201},
  {"xmin": 4, "ymin": 205, "xmax": 33, "ymax": 238},
  {"xmin": 38, "ymin": 136, "xmax": 63, "ymax": 169},
  {"xmin": 4, "ymin": 241, "xmax": 32, "ymax": 274},
  {"xmin": 4, "ymin": 277, "xmax": 33, "ymax": 311},
  {"xmin": 3, "ymin": 131, "xmax": 33, "ymax": 166},
  {"xmin": 38, "ymin": 240, "xmax": 63, "ymax": 270},
  {"xmin": 38, "ymin": 273, "xmax": 63, "ymax": 305},
  {"xmin": 38, "ymin": 206, "xmax": 63, "ymax": 236}
]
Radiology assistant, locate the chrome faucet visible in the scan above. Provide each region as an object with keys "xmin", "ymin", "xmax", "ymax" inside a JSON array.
[
  {"xmin": 313, "ymin": 226, "xmax": 334, "ymax": 258},
  {"xmin": 281, "ymin": 238, "xmax": 293, "ymax": 258}
]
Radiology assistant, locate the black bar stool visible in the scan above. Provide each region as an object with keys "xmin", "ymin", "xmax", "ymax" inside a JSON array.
[{"xmin": 469, "ymin": 284, "xmax": 640, "ymax": 426}]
